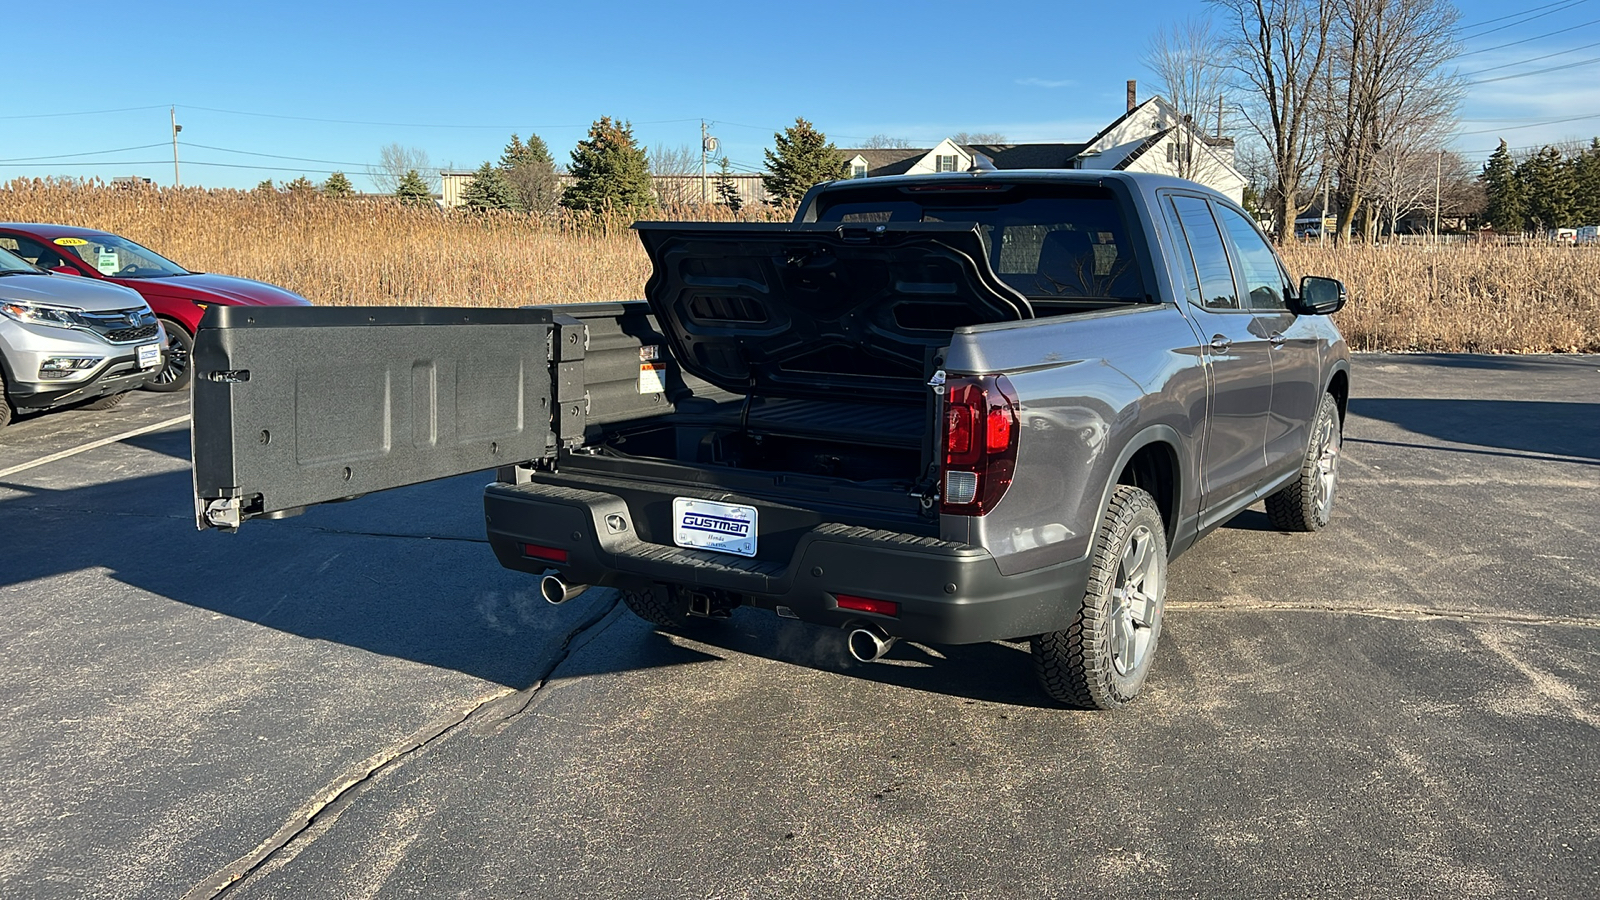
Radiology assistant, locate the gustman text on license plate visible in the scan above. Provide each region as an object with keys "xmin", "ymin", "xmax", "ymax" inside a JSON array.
[{"xmin": 672, "ymin": 498, "xmax": 758, "ymax": 557}]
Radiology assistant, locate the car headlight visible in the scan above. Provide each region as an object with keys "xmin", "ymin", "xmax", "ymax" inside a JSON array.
[{"xmin": 0, "ymin": 299, "xmax": 87, "ymax": 330}]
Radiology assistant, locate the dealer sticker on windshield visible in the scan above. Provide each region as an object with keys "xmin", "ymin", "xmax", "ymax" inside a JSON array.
[
  {"xmin": 672, "ymin": 498, "xmax": 757, "ymax": 558},
  {"xmin": 137, "ymin": 343, "xmax": 161, "ymax": 369}
]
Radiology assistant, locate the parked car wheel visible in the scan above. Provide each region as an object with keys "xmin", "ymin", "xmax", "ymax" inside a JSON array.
[
  {"xmin": 1265, "ymin": 392, "xmax": 1342, "ymax": 532},
  {"xmin": 0, "ymin": 371, "xmax": 12, "ymax": 427},
  {"xmin": 81, "ymin": 391, "xmax": 127, "ymax": 410},
  {"xmin": 1032, "ymin": 484, "xmax": 1167, "ymax": 709},
  {"xmin": 143, "ymin": 319, "xmax": 192, "ymax": 392},
  {"xmin": 622, "ymin": 583, "xmax": 692, "ymax": 627}
]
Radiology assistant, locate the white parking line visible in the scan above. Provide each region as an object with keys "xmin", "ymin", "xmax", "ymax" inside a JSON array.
[{"xmin": 0, "ymin": 414, "xmax": 191, "ymax": 479}]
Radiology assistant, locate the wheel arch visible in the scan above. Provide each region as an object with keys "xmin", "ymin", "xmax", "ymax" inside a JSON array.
[
  {"xmin": 1326, "ymin": 363, "xmax": 1350, "ymax": 424},
  {"xmin": 1104, "ymin": 424, "xmax": 1183, "ymax": 548}
]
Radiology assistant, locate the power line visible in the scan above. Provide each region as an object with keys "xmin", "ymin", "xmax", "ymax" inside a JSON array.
[
  {"xmin": 1460, "ymin": 0, "xmax": 1582, "ymax": 31},
  {"xmin": 1460, "ymin": 0, "xmax": 1592, "ymax": 42},
  {"xmin": 179, "ymin": 141, "xmax": 371, "ymax": 169},
  {"xmin": 0, "ymin": 143, "xmax": 169, "ymax": 163},
  {"xmin": 1456, "ymin": 112, "xmax": 1600, "ymax": 135},
  {"xmin": 0, "ymin": 105, "xmax": 169, "ymax": 121},
  {"xmin": 1457, "ymin": 16, "xmax": 1600, "ymax": 57},
  {"xmin": 1460, "ymin": 37, "xmax": 1600, "ymax": 75},
  {"xmin": 182, "ymin": 104, "xmax": 703, "ymax": 131},
  {"xmin": 1466, "ymin": 53, "xmax": 1600, "ymax": 84}
]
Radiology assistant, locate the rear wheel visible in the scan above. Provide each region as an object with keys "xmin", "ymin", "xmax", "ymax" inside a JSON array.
[
  {"xmin": 143, "ymin": 319, "xmax": 193, "ymax": 392},
  {"xmin": 1265, "ymin": 392, "xmax": 1341, "ymax": 532},
  {"xmin": 82, "ymin": 391, "xmax": 127, "ymax": 410},
  {"xmin": 1032, "ymin": 485, "xmax": 1167, "ymax": 709},
  {"xmin": 0, "ymin": 371, "xmax": 12, "ymax": 427},
  {"xmin": 622, "ymin": 583, "xmax": 691, "ymax": 627}
]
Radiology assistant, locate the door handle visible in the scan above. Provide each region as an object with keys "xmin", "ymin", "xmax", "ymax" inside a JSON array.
[
  {"xmin": 1209, "ymin": 335, "xmax": 1231, "ymax": 353},
  {"xmin": 1269, "ymin": 332, "xmax": 1286, "ymax": 348}
]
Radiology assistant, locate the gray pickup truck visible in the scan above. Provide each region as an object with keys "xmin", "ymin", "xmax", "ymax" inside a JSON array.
[{"xmin": 192, "ymin": 170, "xmax": 1349, "ymax": 709}]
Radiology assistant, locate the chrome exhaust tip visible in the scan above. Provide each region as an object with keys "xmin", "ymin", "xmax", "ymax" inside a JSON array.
[
  {"xmin": 846, "ymin": 625, "xmax": 897, "ymax": 662},
  {"xmin": 540, "ymin": 574, "xmax": 587, "ymax": 605}
]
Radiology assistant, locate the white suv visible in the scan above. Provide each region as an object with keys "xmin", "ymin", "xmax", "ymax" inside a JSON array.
[{"xmin": 0, "ymin": 246, "xmax": 164, "ymax": 426}]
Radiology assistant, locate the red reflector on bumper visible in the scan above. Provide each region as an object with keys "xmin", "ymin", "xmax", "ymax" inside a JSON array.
[
  {"xmin": 522, "ymin": 543, "xmax": 568, "ymax": 563},
  {"xmin": 835, "ymin": 594, "xmax": 899, "ymax": 617}
]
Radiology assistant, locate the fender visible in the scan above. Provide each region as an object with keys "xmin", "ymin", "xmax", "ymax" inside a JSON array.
[{"xmin": 1088, "ymin": 423, "xmax": 1188, "ymax": 560}]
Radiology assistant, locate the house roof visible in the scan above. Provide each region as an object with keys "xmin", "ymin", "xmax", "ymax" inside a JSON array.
[
  {"xmin": 841, "ymin": 148, "xmax": 930, "ymax": 177},
  {"xmin": 1112, "ymin": 128, "xmax": 1173, "ymax": 171},
  {"xmin": 966, "ymin": 143, "xmax": 1087, "ymax": 169}
]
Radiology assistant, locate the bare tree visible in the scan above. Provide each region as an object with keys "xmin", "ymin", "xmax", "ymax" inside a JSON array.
[
  {"xmin": 1210, "ymin": 0, "xmax": 1334, "ymax": 243},
  {"xmin": 861, "ymin": 134, "xmax": 914, "ymax": 149},
  {"xmin": 368, "ymin": 144, "xmax": 437, "ymax": 194},
  {"xmin": 649, "ymin": 143, "xmax": 702, "ymax": 205},
  {"xmin": 1145, "ymin": 17, "xmax": 1229, "ymax": 139},
  {"xmin": 1322, "ymin": 0, "xmax": 1462, "ymax": 242},
  {"xmin": 951, "ymin": 132, "xmax": 1007, "ymax": 145}
]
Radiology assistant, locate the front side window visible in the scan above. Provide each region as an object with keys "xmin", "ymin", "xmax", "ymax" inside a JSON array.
[
  {"xmin": 1168, "ymin": 196, "xmax": 1239, "ymax": 310},
  {"xmin": 58, "ymin": 234, "xmax": 189, "ymax": 278},
  {"xmin": 1214, "ymin": 205, "xmax": 1290, "ymax": 311}
]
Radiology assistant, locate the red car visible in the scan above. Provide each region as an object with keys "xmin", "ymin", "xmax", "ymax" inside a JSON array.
[{"xmin": 0, "ymin": 224, "xmax": 311, "ymax": 391}]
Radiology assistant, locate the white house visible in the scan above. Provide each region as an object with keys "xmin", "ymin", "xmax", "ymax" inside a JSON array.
[{"xmin": 837, "ymin": 93, "xmax": 1246, "ymax": 203}]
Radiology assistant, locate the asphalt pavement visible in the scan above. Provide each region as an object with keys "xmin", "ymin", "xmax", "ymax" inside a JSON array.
[{"xmin": 0, "ymin": 354, "xmax": 1595, "ymax": 899}]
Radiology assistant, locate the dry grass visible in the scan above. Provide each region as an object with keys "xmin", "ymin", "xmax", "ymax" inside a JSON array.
[{"xmin": 4, "ymin": 180, "xmax": 1597, "ymax": 353}]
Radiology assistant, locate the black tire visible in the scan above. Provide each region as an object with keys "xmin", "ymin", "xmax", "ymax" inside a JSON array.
[
  {"xmin": 0, "ymin": 370, "xmax": 12, "ymax": 427},
  {"xmin": 622, "ymin": 583, "xmax": 691, "ymax": 627},
  {"xmin": 1265, "ymin": 392, "xmax": 1341, "ymax": 533},
  {"xmin": 143, "ymin": 319, "xmax": 193, "ymax": 392},
  {"xmin": 1032, "ymin": 485, "xmax": 1168, "ymax": 709},
  {"xmin": 82, "ymin": 391, "xmax": 126, "ymax": 411}
]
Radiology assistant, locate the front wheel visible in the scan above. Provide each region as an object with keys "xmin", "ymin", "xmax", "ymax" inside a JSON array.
[
  {"xmin": 143, "ymin": 319, "xmax": 193, "ymax": 392},
  {"xmin": 1032, "ymin": 484, "xmax": 1167, "ymax": 709},
  {"xmin": 1265, "ymin": 392, "xmax": 1341, "ymax": 532}
]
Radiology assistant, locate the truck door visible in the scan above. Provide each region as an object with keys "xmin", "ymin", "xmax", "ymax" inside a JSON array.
[
  {"xmin": 1160, "ymin": 194, "xmax": 1273, "ymax": 512},
  {"xmin": 191, "ymin": 306, "xmax": 567, "ymax": 531}
]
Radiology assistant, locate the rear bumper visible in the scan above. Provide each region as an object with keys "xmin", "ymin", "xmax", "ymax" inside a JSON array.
[{"xmin": 484, "ymin": 480, "xmax": 1088, "ymax": 644}]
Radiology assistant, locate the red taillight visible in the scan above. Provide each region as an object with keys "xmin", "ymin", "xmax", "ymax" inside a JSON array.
[
  {"xmin": 835, "ymin": 594, "xmax": 900, "ymax": 617},
  {"xmin": 522, "ymin": 543, "xmax": 568, "ymax": 563},
  {"xmin": 940, "ymin": 374, "xmax": 1019, "ymax": 517}
]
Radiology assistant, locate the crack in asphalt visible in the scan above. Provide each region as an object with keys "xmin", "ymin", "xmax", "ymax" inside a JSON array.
[
  {"xmin": 180, "ymin": 592, "xmax": 622, "ymax": 900},
  {"xmin": 1166, "ymin": 599, "xmax": 1600, "ymax": 629}
]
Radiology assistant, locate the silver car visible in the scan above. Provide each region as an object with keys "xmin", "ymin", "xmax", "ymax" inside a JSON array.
[{"xmin": 0, "ymin": 247, "xmax": 164, "ymax": 426}]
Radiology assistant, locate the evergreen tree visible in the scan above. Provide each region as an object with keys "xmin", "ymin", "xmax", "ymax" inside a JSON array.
[
  {"xmin": 460, "ymin": 161, "xmax": 518, "ymax": 212},
  {"xmin": 714, "ymin": 157, "xmax": 743, "ymax": 213},
  {"xmin": 254, "ymin": 179, "xmax": 276, "ymax": 194},
  {"xmin": 499, "ymin": 133, "xmax": 559, "ymax": 214},
  {"xmin": 762, "ymin": 118, "xmax": 848, "ymax": 205},
  {"xmin": 1519, "ymin": 146, "xmax": 1576, "ymax": 230},
  {"xmin": 283, "ymin": 176, "xmax": 318, "ymax": 196},
  {"xmin": 395, "ymin": 169, "xmax": 434, "ymax": 207},
  {"xmin": 1574, "ymin": 137, "xmax": 1600, "ymax": 225},
  {"xmin": 321, "ymin": 171, "xmax": 355, "ymax": 198},
  {"xmin": 561, "ymin": 117, "xmax": 656, "ymax": 217},
  {"xmin": 1481, "ymin": 140, "xmax": 1526, "ymax": 234}
]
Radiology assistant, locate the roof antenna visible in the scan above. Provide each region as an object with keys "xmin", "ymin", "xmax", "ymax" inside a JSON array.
[{"xmin": 967, "ymin": 153, "xmax": 997, "ymax": 175}]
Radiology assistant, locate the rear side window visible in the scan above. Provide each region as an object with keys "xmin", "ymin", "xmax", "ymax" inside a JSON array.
[
  {"xmin": 1214, "ymin": 205, "xmax": 1291, "ymax": 311},
  {"xmin": 1168, "ymin": 196, "xmax": 1239, "ymax": 310}
]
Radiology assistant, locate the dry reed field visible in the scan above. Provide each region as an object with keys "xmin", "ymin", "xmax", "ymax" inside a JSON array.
[{"xmin": 4, "ymin": 179, "xmax": 1598, "ymax": 353}]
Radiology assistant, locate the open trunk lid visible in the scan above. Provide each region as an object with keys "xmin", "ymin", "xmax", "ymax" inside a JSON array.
[{"xmin": 634, "ymin": 222, "xmax": 1032, "ymax": 402}]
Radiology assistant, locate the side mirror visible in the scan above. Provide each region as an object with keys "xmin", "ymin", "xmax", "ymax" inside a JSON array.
[
  {"xmin": 50, "ymin": 266, "xmax": 81, "ymax": 276},
  {"xmin": 1295, "ymin": 275, "xmax": 1346, "ymax": 315}
]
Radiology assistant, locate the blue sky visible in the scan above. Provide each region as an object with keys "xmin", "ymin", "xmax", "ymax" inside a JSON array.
[{"xmin": 4, "ymin": 0, "xmax": 1598, "ymax": 190}]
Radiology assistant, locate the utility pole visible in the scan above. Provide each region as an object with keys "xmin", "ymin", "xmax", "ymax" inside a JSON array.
[
  {"xmin": 700, "ymin": 120, "xmax": 708, "ymax": 207},
  {"xmin": 1434, "ymin": 149, "xmax": 1443, "ymax": 245},
  {"xmin": 1320, "ymin": 152, "xmax": 1330, "ymax": 248},
  {"xmin": 170, "ymin": 106, "xmax": 182, "ymax": 187},
  {"xmin": 1216, "ymin": 95, "xmax": 1223, "ymax": 141}
]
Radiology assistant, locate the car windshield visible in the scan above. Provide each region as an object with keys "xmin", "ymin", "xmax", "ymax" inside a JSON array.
[
  {"xmin": 0, "ymin": 245, "xmax": 39, "ymax": 275},
  {"xmin": 813, "ymin": 182, "xmax": 1146, "ymax": 302},
  {"xmin": 59, "ymin": 234, "xmax": 189, "ymax": 278}
]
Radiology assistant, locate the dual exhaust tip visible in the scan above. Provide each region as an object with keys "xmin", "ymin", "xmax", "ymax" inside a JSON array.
[{"xmin": 544, "ymin": 572, "xmax": 897, "ymax": 663}]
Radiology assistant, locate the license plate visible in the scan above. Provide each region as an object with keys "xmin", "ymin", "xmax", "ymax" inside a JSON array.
[
  {"xmin": 137, "ymin": 343, "xmax": 161, "ymax": 369},
  {"xmin": 672, "ymin": 498, "xmax": 757, "ymax": 558}
]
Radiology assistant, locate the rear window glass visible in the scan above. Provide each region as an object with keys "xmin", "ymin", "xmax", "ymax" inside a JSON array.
[{"xmin": 813, "ymin": 185, "xmax": 1145, "ymax": 302}]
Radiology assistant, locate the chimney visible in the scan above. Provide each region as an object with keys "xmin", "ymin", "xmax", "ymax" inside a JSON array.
[{"xmin": 1127, "ymin": 80, "xmax": 1137, "ymax": 112}]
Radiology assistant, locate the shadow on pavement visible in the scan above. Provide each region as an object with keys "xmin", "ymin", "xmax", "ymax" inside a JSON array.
[{"xmin": 1349, "ymin": 398, "xmax": 1600, "ymax": 461}]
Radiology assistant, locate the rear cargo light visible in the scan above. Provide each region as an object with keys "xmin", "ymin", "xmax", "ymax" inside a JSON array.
[
  {"xmin": 940, "ymin": 374, "xmax": 1019, "ymax": 517},
  {"xmin": 522, "ymin": 543, "xmax": 569, "ymax": 563},
  {"xmin": 835, "ymin": 594, "xmax": 900, "ymax": 617}
]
